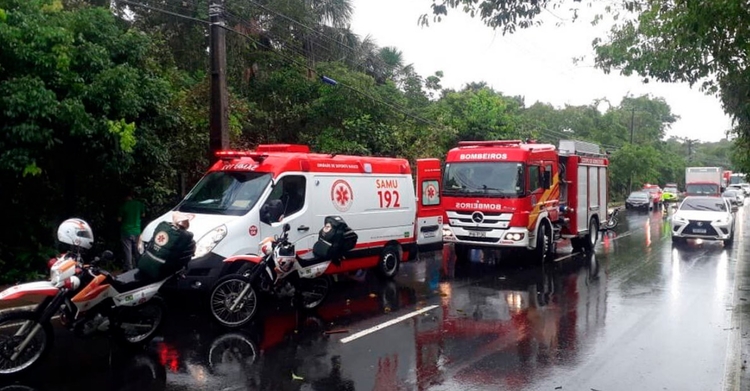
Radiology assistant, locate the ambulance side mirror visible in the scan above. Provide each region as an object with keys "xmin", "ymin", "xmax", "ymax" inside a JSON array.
[{"xmin": 542, "ymin": 171, "xmax": 551, "ymax": 189}]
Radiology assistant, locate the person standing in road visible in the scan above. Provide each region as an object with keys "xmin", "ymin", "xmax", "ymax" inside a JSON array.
[{"xmin": 118, "ymin": 191, "xmax": 146, "ymax": 270}]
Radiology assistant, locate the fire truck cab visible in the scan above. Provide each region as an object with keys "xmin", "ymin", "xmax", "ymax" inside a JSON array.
[
  {"xmin": 139, "ymin": 144, "xmax": 443, "ymax": 291},
  {"xmin": 442, "ymin": 139, "xmax": 609, "ymax": 263}
]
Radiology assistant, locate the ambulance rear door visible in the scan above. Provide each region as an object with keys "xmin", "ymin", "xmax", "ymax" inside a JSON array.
[{"xmin": 415, "ymin": 159, "xmax": 443, "ymax": 251}]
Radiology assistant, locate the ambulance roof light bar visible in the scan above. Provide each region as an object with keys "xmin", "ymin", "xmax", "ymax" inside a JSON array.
[
  {"xmin": 457, "ymin": 140, "xmax": 523, "ymax": 148},
  {"xmin": 255, "ymin": 144, "xmax": 310, "ymax": 153},
  {"xmin": 215, "ymin": 150, "xmax": 268, "ymax": 162}
]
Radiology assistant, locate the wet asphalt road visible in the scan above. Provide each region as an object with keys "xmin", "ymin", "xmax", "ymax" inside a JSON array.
[{"xmin": 3, "ymin": 204, "xmax": 749, "ymax": 391}]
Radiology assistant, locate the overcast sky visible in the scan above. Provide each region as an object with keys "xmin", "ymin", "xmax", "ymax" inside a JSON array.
[{"xmin": 349, "ymin": 0, "xmax": 734, "ymax": 143}]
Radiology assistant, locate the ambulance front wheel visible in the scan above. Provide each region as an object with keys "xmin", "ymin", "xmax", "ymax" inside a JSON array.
[{"xmin": 377, "ymin": 245, "xmax": 401, "ymax": 279}]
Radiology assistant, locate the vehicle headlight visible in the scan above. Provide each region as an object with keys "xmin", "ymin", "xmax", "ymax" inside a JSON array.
[
  {"xmin": 194, "ymin": 225, "xmax": 228, "ymax": 258},
  {"xmin": 672, "ymin": 215, "xmax": 687, "ymax": 223},
  {"xmin": 715, "ymin": 216, "xmax": 729, "ymax": 224}
]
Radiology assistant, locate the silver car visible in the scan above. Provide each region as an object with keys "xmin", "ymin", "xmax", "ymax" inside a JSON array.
[{"xmin": 722, "ymin": 189, "xmax": 744, "ymax": 206}]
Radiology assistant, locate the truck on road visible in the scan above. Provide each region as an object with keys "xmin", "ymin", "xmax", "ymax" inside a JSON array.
[
  {"xmin": 685, "ymin": 167, "xmax": 724, "ymax": 196},
  {"xmin": 441, "ymin": 139, "xmax": 609, "ymax": 264}
]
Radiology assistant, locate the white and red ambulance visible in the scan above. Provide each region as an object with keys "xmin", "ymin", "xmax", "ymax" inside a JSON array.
[{"xmin": 139, "ymin": 144, "xmax": 443, "ymax": 291}]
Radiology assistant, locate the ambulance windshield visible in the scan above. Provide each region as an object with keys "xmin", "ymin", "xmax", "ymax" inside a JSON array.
[
  {"xmin": 443, "ymin": 162, "xmax": 524, "ymax": 197},
  {"xmin": 177, "ymin": 171, "xmax": 272, "ymax": 216}
]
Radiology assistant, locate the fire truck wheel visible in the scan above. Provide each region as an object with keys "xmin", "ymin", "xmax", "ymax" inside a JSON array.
[
  {"xmin": 377, "ymin": 245, "xmax": 401, "ymax": 279},
  {"xmin": 583, "ymin": 218, "xmax": 599, "ymax": 250},
  {"xmin": 533, "ymin": 223, "xmax": 553, "ymax": 264}
]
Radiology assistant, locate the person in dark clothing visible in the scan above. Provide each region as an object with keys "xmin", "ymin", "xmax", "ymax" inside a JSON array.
[
  {"xmin": 137, "ymin": 212, "xmax": 195, "ymax": 280},
  {"xmin": 260, "ymin": 199, "xmax": 285, "ymax": 224},
  {"xmin": 260, "ymin": 177, "xmax": 306, "ymax": 224},
  {"xmin": 281, "ymin": 179, "xmax": 305, "ymax": 216}
]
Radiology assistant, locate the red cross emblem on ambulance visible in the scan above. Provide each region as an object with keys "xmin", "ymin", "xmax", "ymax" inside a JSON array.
[{"xmin": 331, "ymin": 180, "xmax": 353, "ymax": 212}]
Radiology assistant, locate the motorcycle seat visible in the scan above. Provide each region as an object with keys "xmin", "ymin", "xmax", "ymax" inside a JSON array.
[
  {"xmin": 111, "ymin": 269, "xmax": 155, "ymax": 292},
  {"xmin": 297, "ymin": 252, "xmax": 329, "ymax": 268}
]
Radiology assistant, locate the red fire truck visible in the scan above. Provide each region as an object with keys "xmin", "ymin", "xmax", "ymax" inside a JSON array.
[{"xmin": 441, "ymin": 139, "xmax": 610, "ymax": 263}]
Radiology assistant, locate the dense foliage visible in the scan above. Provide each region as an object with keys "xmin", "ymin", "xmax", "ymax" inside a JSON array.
[
  {"xmin": 0, "ymin": 0, "xmax": 732, "ymax": 283},
  {"xmin": 422, "ymin": 0, "xmax": 749, "ymax": 172}
]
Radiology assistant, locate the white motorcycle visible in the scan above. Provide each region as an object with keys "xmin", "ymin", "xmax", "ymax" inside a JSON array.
[
  {"xmin": 209, "ymin": 221, "xmax": 356, "ymax": 328},
  {"xmin": 0, "ymin": 250, "xmax": 173, "ymax": 376}
]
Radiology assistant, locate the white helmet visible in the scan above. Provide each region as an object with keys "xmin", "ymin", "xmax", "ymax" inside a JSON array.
[
  {"xmin": 273, "ymin": 242, "xmax": 296, "ymax": 273},
  {"xmin": 258, "ymin": 237, "xmax": 274, "ymax": 256},
  {"xmin": 57, "ymin": 218, "xmax": 94, "ymax": 250}
]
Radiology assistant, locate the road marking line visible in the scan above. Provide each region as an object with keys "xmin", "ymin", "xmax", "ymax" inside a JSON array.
[
  {"xmin": 340, "ymin": 305, "xmax": 439, "ymax": 344},
  {"xmin": 554, "ymin": 253, "xmax": 579, "ymax": 262}
]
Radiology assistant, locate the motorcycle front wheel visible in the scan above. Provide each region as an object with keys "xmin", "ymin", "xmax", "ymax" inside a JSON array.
[
  {"xmin": 209, "ymin": 275, "xmax": 258, "ymax": 328},
  {"xmin": 0, "ymin": 311, "xmax": 53, "ymax": 376}
]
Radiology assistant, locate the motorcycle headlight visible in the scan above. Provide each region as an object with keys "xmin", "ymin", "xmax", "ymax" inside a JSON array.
[
  {"xmin": 137, "ymin": 235, "xmax": 144, "ymax": 254},
  {"xmin": 194, "ymin": 225, "xmax": 228, "ymax": 258}
]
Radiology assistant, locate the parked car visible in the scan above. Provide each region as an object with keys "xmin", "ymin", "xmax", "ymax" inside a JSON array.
[
  {"xmin": 641, "ymin": 184, "xmax": 663, "ymax": 208},
  {"xmin": 625, "ymin": 191, "xmax": 652, "ymax": 212},
  {"xmin": 671, "ymin": 196, "xmax": 736, "ymax": 245},
  {"xmin": 727, "ymin": 184, "xmax": 748, "ymax": 196},
  {"xmin": 722, "ymin": 189, "xmax": 744, "ymax": 206}
]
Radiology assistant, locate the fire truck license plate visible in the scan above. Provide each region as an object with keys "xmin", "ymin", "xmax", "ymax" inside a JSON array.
[
  {"xmin": 468, "ymin": 231, "xmax": 486, "ymax": 238},
  {"xmin": 692, "ymin": 228, "xmax": 706, "ymax": 234}
]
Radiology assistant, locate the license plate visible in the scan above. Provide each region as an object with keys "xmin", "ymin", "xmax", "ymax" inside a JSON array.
[
  {"xmin": 423, "ymin": 231, "xmax": 437, "ymax": 238},
  {"xmin": 468, "ymin": 231, "xmax": 486, "ymax": 238},
  {"xmin": 692, "ymin": 228, "xmax": 707, "ymax": 234}
]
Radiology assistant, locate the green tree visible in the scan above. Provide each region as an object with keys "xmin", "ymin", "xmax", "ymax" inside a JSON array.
[
  {"xmin": 0, "ymin": 0, "xmax": 180, "ymax": 282},
  {"xmin": 432, "ymin": 86, "xmax": 523, "ymax": 142}
]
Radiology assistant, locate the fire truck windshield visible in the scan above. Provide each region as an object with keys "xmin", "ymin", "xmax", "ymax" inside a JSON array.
[
  {"xmin": 177, "ymin": 171, "xmax": 272, "ymax": 216},
  {"xmin": 443, "ymin": 162, "xmax": 524, "ymax": 197}
]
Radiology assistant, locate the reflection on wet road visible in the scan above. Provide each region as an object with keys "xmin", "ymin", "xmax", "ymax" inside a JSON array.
[{"xmin": 4, "ymin": 205, "xmax": 747, "ymax": 391}]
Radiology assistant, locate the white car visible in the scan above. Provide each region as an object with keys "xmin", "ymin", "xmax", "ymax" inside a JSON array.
[
  {"xmin": 671, "ymin": 196, "xmax": 736, "ymax": 245},
  {"xmin": 727, "ymin": 184, "xmax": 746, "ymax": 195}
]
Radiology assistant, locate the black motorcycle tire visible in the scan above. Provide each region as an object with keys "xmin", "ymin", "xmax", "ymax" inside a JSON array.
[
  {"xmin": 113, "ymin": 296, "xmax": 166, "ymax": 347},
  {"xmin": 209, "ymin": 274, "xmax": 259, "ymax": 329},
  {"xmin": 297, "ymin": 276, "xmax": 331, "ymax": 310},
  {"xmin": 606, "ymin": 217, "xmax": 618, "ymax": 229},
  {"xmin": 0, "ymin": 310, "xmax": 54, "ymax": 376}
]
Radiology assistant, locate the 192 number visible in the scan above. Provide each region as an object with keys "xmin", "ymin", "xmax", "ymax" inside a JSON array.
[{"xmin": 377, "ymin": 190, "xmax": 401, "ymax": 208}]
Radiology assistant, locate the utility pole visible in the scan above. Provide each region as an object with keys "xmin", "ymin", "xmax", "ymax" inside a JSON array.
[
  {"xmin": 629, "ymin": 107, "xmax": 635, "ymax": 144},
  {"xmin": 209, "ymin": 0, "xmax": 229, "ymax": 162},
  {"xmin": 686, "ymin": 138, "xmax": 694, "ymax": 162},
  {"xmin": 627, "ymin": 107, "xmax": 635, "ymax": 194}
]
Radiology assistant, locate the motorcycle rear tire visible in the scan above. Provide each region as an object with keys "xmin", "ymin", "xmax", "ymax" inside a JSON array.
[
  {"xmin": 209, "ymin": 275, "xmax": 259, "ymax": 329},
  {"xmin": 113, "ymin": 296, "xmax": 166, "ymax": 347},
  {"xmin": 0, "ymin": 310, "xmax": 53, "ymax": 376},
  {"xmin": 297, "ymin": 276, "xmax": 331, "ymax": 310}
]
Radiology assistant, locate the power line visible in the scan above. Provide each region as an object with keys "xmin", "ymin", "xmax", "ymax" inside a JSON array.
[
  {"xmin": 242, "ymin": 0, "xmax": 394, "ymax": 74},
  {"xmin": 117, "ymin": 1, "xmax": 450, "ymax": 133},
  {"xmin": 117, "ymin": 0, "xmax": 209, "ymax": 25}
]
